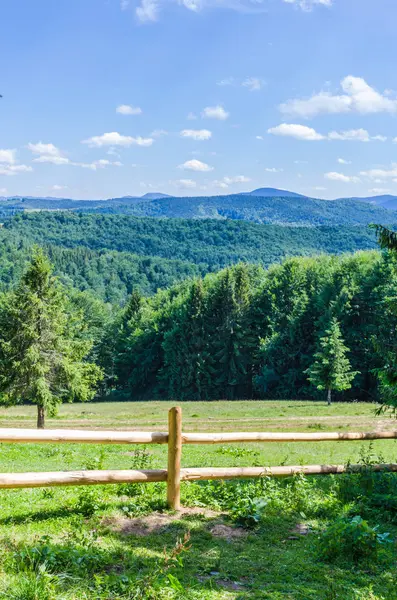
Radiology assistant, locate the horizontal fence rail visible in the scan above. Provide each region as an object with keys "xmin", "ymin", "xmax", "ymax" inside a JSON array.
[
  {"xmin": 0, "ymin": 428, "xmax": 168, "ymax": 444},
  {"xmin": 0, "ymin": 407, "xmax": 396, "ymax": 508},
  {"xmin": 182, "ymin": 431, "xmax": 397, "ymax": 443}
]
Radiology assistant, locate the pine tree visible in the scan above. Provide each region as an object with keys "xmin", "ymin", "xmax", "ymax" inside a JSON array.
[
  {"xmin": 161, "ymin": 280, "xmax": 213, "ymax": 399},
  {"xmin": 306, "ymin": 318, "xmax": 359, "ymax": 405},
  {"xmin": 0, "ymin": 248, "xmax": 102, "ymax": 428}
]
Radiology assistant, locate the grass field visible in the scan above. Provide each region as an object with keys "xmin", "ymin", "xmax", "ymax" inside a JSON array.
[{"xmin": 0, "ymin": 400, "xmax": 396, "ymax": 599}]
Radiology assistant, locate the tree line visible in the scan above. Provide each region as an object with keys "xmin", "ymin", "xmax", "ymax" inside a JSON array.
[
  {"xmin": 97, "ymin": 249, "xmax": 397, "ymax": 406},
  {"xmin": 1, "ymin": 232, "xmax": 397, "ymax": 427}
]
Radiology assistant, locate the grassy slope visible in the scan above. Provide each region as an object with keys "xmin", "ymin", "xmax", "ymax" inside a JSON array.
[{"xmin": 0, "ymin": 401, "xmax": 396, "ymax": 599}]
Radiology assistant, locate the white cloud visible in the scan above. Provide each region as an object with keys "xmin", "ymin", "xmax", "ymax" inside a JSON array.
[
  {"xmin": 0, "ymin": 149, "xmax": 32, "ymax": 176},
  {"xmin": 337, "ymin": 158, "xmax": 351, "ymax": 165},
  {"xmin": 136, "ymin": 0, "xmax": 158, "ymax": 21},
  {"xmin": 82, "ymin": 132, "xmax": 153, "ymax": 147},
  {"xmin": 328, "ymin": 128, "xmax": 372, "ymax": 142},
  {"xmin": 265, "ymin": 167, "xmax": 283, "ymax": 173},
  {"xmin": 369, "ymin": 188, "xmax": 391, "ymax": 194},
  {"xmin": 0, "ymin": 188, "xmax": 7, "ymax": 194},
  {"xmin": 79, "ymin": 159, "xmax": 123, "ymax": 171},
  {"xmin": 283, "ymin": 0, "xmax": 332, "ymax": 10},
  {"xmin": 0, "ymin": 149, "xmax": 16, "ymax": 164},
  {"xmin": 51, "ymin": 184, "xmax": 68, "ymax": 191},
  {"xmin": 34, "ymin": 155, "xmax": 70, "ymax": 165},
  {"xmin": 201, "ymin": 105, "xmax": 229, "ymax": 120},
  {"xmin": 179, "ymin": 159, "xmax": 213, "ymax": 172},
  {"xmin": 268, "ymin": 123, "xmax": 325, "ymax": 141},
  {"xmin": 214, "ymin": 181, "xmax": 229, "ymax": 189},
  {"xmin": 242, "ymin": 77, "xmax": 264, "ymax": 91},
  {"xmin": 217, "ymin": 77, "xmax": 234, "ymax": 86},
  {"xmin": 213, "ymin": 175, "xmax": 250, "ymax": 188},
  {"xmin": 116, "ymin": 104, "xmax": 142, "ymax": 115},
  {"xmin": 269, "ymin": 124, "xmax": 386, "ymax": 143},
  {"xmin": 223, "ymin": 175, "xmax": 250, "ymax": 184},
  {"xmin": 314, "ymin": 186, "xmax": 327, "ymax": 191},
  {"xmin": 128, "ymin": 0, "xmax": 326, "ymax": 24},
  {"xmin": 107, "ymin": 147, "xmax": 121, "ymax": 157},
  {"xmin": 27, "ymin": 142, "xmax": 63, "ymax": 157},
  {"xmin": 324, "ymin": 172, "xmax": 361, "ymax": 183},
  {"xmin": 180, "ymin": 129, "xmax": 212, "ymax": 141},
  {"xmin": 172, "ymin": 178, "xmax": 197, "ymax": 189},
  {"xmin": 256, "ymin": 135, "xmax": 264, "ymax": 140},
  {"xmin": 0, "ymin": 164, "xmax": 33, "ymax": 176},
  {"xmin": 280, "ymin": 76, "xmax": 397, "ymax": 118},
  {"xmin": 360, "ymin": 164, "xmax": 397, "ymax": 180},
  {"xmin": 28, "ymin": 141, "xmax": 71, "ymax": 164}
]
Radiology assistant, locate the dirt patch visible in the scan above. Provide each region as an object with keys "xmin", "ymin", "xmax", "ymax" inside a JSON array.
[
  {"xmin": 290, "ymin": 523, "xmax": 311, "ymax": 536},
  {"xmin": 103, "ymin": 507, "xmax": 220, "ymax": 537},
  {"xmin": 216, "ymin": 579, "xmax": 246, "ymax": 591},
  {"xmin": 196, "ymin": 575, "xmax": 247, "ymax": 591},
  {"xmin": 209, "ymin": 523, "xmax": 247, "ymax": 540}
]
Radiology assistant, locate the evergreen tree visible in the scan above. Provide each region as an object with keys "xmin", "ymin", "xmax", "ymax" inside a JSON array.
[
  {"xmin": 161, "ymin": 280, "xmax": 213, "ymax": 399},
  {"xmin": 306, "ymin": 318, "xmax": 359, "ymax": 405},
  {"xmin": 0, "ymin": 248, "xmax": 102, "ymax": 427}
]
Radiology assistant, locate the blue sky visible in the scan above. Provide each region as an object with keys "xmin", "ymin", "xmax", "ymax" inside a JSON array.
[{"xmin": 1, "ymin": 0, "xmax": 397, "ymax": 199}]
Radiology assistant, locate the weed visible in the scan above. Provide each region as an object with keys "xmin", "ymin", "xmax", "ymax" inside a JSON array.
[
  {"xmin": 75, "ymin": 486, "xmax": 102, "ymax": 516},
  {"xmin": 318, "ymin": 515, "xmax": 392, "ymax": 563}
]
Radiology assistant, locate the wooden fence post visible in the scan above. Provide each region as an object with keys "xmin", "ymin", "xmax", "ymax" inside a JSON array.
[{"xmin": 167, "ymin": 406, "xmax": 182, "ymax": 510}]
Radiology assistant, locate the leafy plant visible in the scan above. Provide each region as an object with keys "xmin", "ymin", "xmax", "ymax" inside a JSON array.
[
  {"xmin": 75, "ymin": 486, "xmax": 102, "ymax": 517},
  {"xmin": 229, "ymin": 496, "xmax": 268, "ymax": 528},
  {"xmin": 318, "ymin": 515, "xmax": 392, "ymax": 563}
]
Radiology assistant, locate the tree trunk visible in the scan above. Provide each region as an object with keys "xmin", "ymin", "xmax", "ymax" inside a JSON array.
[
  {"xmin": 327, "ymin": 388, "xmax": 332, "ymax": 406},
  {"xmin": 37, "ymin": 405, "xmax": 45, "ymax": 429}
]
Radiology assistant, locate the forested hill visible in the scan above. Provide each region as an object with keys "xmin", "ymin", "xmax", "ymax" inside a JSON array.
[
  {"xmin": 1, "ymin": 193, "xmax": 397, "ymax": 226},
  {"xmin": 0, "ymin": 212, "xmax": 384, "ymax": 303},
  {"xmin": 115, "ymin": 194, "xmax": 397, "ymax": 226}
]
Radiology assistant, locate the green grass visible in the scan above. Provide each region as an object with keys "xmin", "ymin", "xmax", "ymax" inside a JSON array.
[{"xmin": 0, "ymin": 400, "xmax": 396, "ymax": 599}]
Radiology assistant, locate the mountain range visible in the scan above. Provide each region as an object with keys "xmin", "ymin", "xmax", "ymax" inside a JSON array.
[{"xmin": 2, "ymin": 188, "xmax": 397, "ymax": 227}]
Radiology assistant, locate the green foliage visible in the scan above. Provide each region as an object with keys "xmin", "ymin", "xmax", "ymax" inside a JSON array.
[
  {"xmin": 229, "ymin": 496, "xmax": 268, "ymax": 528},
  {"xmin": 3, "ymin": 192, "xmax": 397, "ymax": 225},
  {"xmin": 101, "ymin": 251, "xmax": 394, "ymax": 401},
  {"xmin": 306, "ymin": 318, "xmax": 359, "ymax": 403},
  {"xmin": 0, "ymin": 249, "xmax": 102, "ymax": 426},
  {"xmin": 75, "ymin": 487, "xmax": 102, "ymax": 516},
  {"xmin": 318, "ymin": 515, "xmax": 391, "ymax": 563},
  {"xmin": 0, "ymin": 212, "xmax": 384, "ymax": 302}
]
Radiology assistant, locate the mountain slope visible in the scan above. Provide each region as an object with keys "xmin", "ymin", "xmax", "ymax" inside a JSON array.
[
  {"xmin": 2, "ymin": 191, "xmax": 397, "ymax": 227},
  {"xmin": 3, "ymin": 212, "xmax": 381, "ymax": 271},
  {"xmin": 240, "ymin": 187, "xmax": 308, "ymax": 198},
  {"xmin": 342, "ymin": 195, "xmax": 397, "ymax": 211},
  {"xmin": 107, "ymin": 194, "xmax": 397, "ymax": 226}
]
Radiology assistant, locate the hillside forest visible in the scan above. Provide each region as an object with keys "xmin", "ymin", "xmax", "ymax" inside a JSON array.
[{"xmin": 1, "ymin": 211, "xmax": 397, "ymax": 418}]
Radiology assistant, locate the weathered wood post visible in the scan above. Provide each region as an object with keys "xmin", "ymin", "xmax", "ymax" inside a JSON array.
[{"xmin": 167, "ymin": 406, "xmax": 182, "ymax": 510}]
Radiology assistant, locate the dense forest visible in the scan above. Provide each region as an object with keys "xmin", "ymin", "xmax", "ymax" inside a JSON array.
[
  {"xmin": 2, "ymin": 192, "xmax": 397, "ymax": 226},
  {"xmin": 1, "ymin": 212, "xmax": 397, "ymax": 405},
  {"xmin": 0, "ymin": 212, "xmax": 387, "ymax": 302},
  {"xmin": 94, "ymin": 251, "xmax": 397, "ymax": 403}
]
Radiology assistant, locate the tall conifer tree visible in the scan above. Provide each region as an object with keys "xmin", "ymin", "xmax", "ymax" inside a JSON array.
[{"xmin": 0, "ymin": 248, "xmax": 102, "ymax": 427}]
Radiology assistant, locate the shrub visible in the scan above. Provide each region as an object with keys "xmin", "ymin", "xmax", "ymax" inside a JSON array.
[{"xmin": 318, "ymin": 515, "xmax": 391, "ymax": 563}]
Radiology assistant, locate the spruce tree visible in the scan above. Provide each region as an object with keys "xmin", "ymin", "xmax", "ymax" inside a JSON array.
[
  {"xmin": 306, "ymin": 318, "xmax": 359, "ymax": 405},
  {"xmin": 0, "ymin": 248, "xmax": 102, "ymax": 428}
]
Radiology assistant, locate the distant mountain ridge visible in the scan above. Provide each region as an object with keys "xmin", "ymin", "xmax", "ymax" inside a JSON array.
[
  {"xmin": 2, "ymin": 188, "xmax": 397, "ymax": 227},
  {"xmin": 239, "ymin": 187, "xmax": 308, "ymax": 199}
]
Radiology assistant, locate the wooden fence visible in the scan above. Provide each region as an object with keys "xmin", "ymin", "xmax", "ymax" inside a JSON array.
[{"xmin": 0, "ymin": 406, "xmax": 397, "ymax": 509}]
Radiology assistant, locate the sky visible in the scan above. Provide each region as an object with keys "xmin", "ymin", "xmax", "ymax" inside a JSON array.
[{"xmin": 1, "ymin": 0, "xmax": 397, "ymax": 200}]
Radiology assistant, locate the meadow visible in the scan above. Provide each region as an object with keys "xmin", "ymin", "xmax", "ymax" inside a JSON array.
[{"xmin": 0, "ymin": 400, "xmax": 396, "ymax": 599}]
